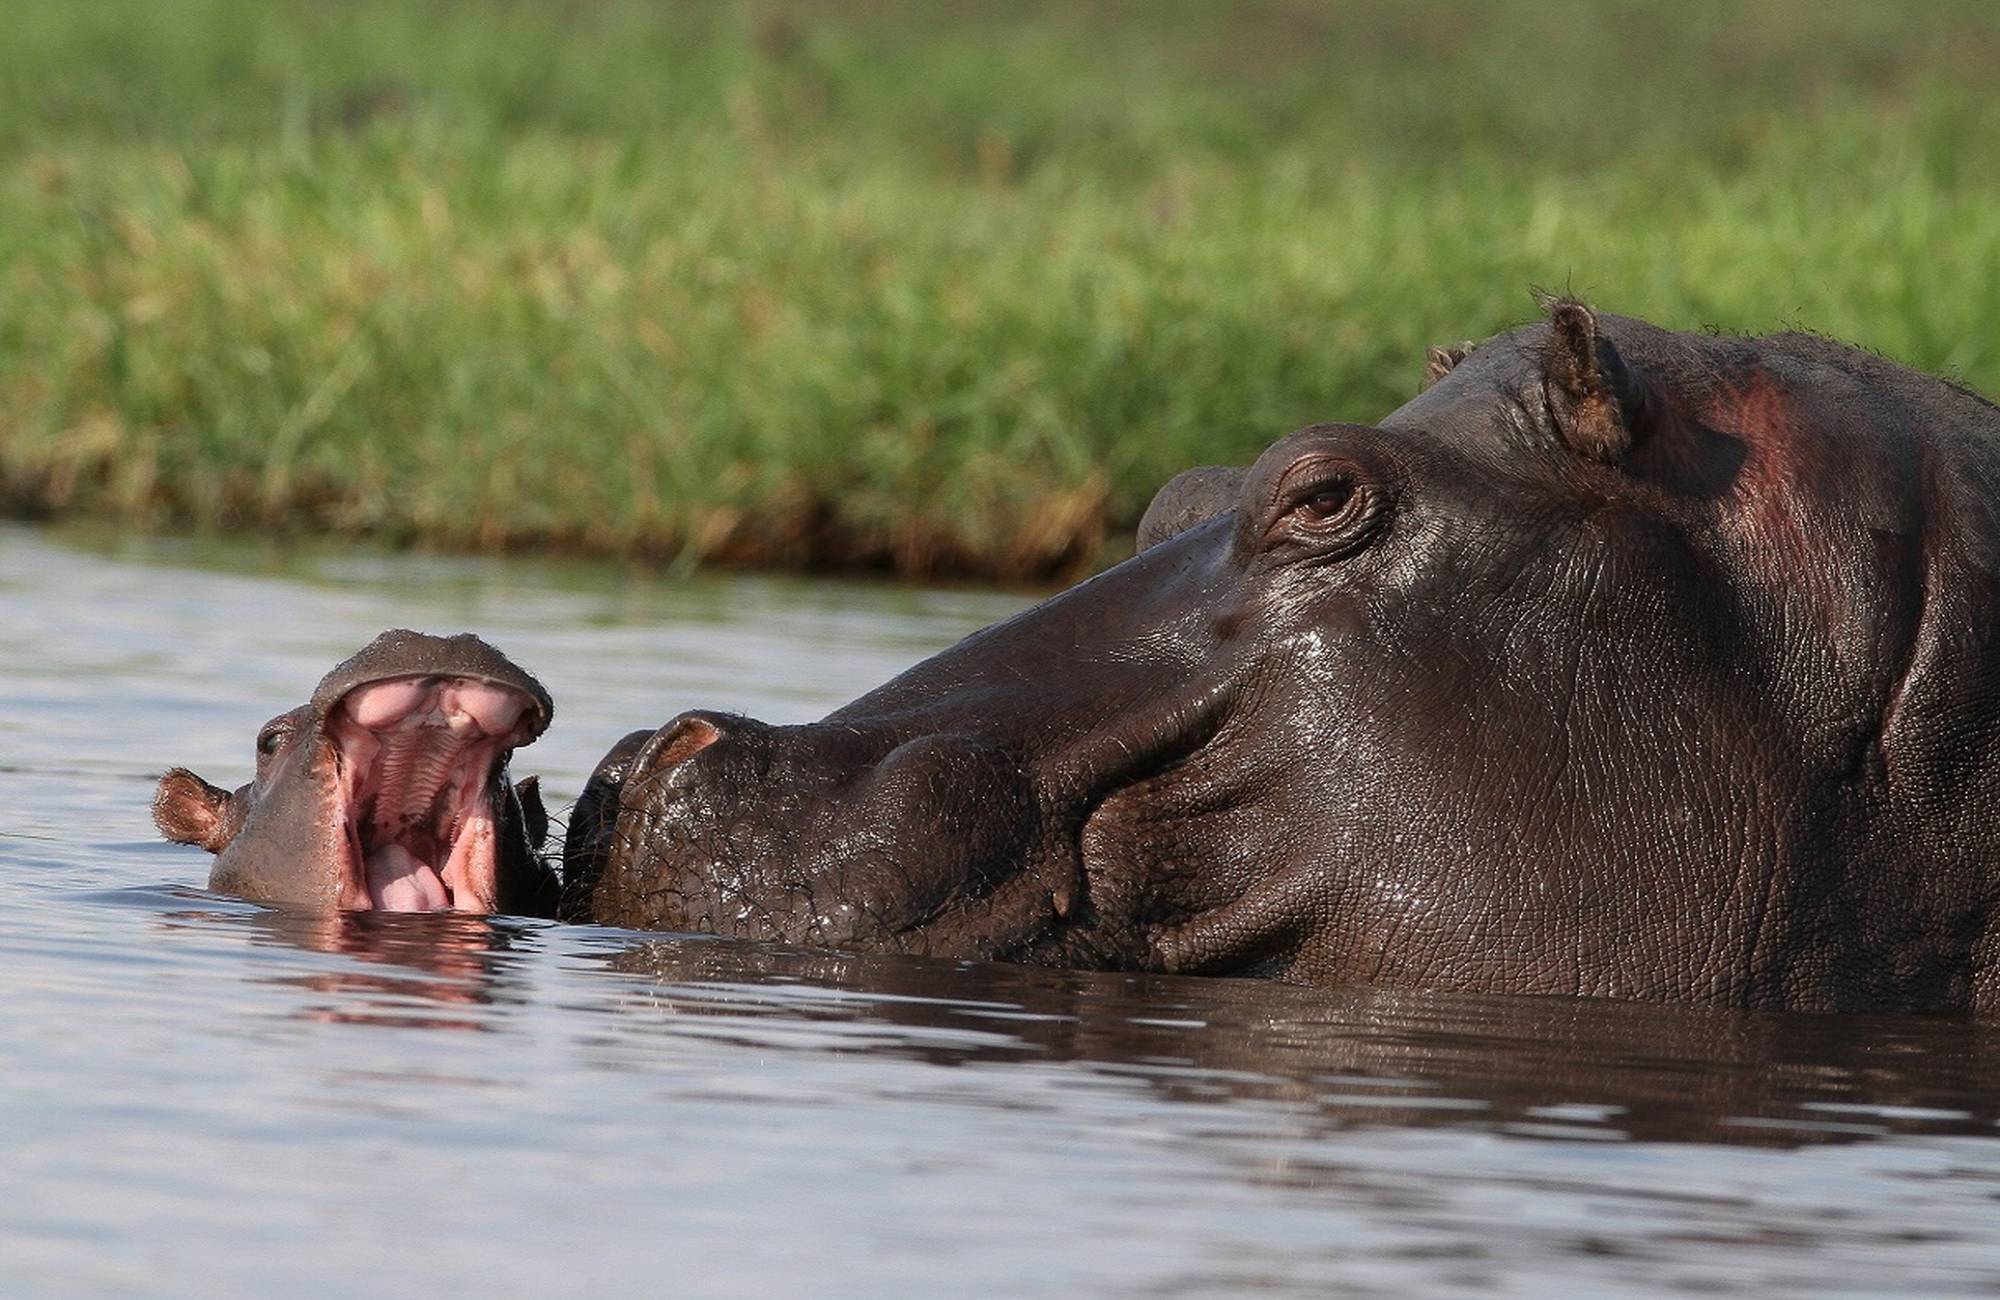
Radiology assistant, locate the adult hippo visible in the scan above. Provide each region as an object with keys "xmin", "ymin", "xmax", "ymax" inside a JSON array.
[
  {"xmin": 154, "ymin": 630, "xmax": 559, "ymax": 916},
  {"xmin": 157, "ymin": 302, "xmax": 2000, "ymax": 1013},
  {"xmin": 566, "ymin": 301, "xmax": 2000, "ymax": 1015}
]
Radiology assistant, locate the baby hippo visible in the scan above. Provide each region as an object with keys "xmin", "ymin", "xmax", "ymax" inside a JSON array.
[{"xmin": 154, "ymin": 630, "xmax": 558, "ymax": 916}]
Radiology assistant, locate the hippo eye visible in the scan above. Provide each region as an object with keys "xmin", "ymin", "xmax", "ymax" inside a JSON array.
[
  {"xmin": 1293, "ymin": 478, "xmax": 1357, "ymax": 526},
  {"xmin": 257, "ymin": 726, "xmax": 287, "ymax": 757},
  {"xmin": 1261, "ymin": 455, "xmax": 1385, "ymax": 558}
]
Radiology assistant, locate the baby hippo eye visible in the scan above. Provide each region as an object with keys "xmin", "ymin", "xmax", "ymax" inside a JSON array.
[{"xmin": 257, "ymin": 727, "xmax": 286, "ymax": 757}]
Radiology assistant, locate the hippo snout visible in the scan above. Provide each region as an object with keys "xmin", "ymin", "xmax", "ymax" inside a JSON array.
[{"xmin": 577, "ymin": 709, "xmax": 1049, "ymax": 952}]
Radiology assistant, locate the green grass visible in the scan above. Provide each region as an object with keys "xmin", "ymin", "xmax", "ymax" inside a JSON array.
[{"xmin": 4, "ymin": 0, "xmax": 2000, "ymax": 576}]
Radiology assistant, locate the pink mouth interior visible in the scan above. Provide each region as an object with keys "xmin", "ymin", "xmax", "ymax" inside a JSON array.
[{"xmin": 327, "ymin": 676, "xmax": 537, "ymax": 913}]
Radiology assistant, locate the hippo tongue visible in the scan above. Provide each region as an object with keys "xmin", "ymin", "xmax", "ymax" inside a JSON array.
[{"xmin": 365, "ymin": 843, "xmax": 451, "ymax": 911}]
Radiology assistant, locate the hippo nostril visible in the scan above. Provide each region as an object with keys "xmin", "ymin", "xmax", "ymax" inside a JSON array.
[{"xmin": 653, "ymin": 714, "xmax": 725, "ymax": 772}]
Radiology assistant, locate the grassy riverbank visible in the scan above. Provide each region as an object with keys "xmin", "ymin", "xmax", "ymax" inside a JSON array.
[{"xmin": 5, "ymin": 0, "xmax": 2000, "ymax": 576}]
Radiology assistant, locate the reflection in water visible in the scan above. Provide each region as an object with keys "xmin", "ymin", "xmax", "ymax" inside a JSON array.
[
  {"xmin": 161, "ymin": 907, "xmax": 539, "ymax": 1030},
  {"xmin": 182, "ymin": 902, "xmax": 2000, "ymax": 1149},
  {"xmin": 591, "ymin": 938, "xmax": 2000, "ymax": 1149},
  {"xmin": 56, "ymin": 903, "xmax": 2000, "ymax": 1294}
]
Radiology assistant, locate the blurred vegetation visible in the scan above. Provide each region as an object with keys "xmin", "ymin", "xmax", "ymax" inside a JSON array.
[{"xmin": 3, "ymin": 0, "xmax": 1998, "ymax": 576}]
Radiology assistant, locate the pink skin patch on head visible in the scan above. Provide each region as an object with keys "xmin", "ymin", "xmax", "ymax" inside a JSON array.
[
  {"xmin": 328, "ymin": 676, "xmax": 539, "ymax": 913},
  {"xmin": 1706, "ymin": 371, "xmax": 1842, "ymax": 625}
]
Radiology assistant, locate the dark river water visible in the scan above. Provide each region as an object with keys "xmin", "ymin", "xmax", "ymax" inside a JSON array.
[{"xmin": 6, "ymin": 523, "xmax": 2000, "ymax": 1297}]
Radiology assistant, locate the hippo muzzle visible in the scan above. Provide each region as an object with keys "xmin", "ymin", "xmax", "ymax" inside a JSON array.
[
  {"xmin": 569, "ymin": 709, "xmax": 1049, "ymax": 951},
  {"xmin": 562, "ymin": 530, "xmax": 1245, "ymax": 966}
]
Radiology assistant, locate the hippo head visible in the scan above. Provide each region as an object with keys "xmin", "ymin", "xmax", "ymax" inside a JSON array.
[
  {"xmin": 575, "ymin": 305, "xmax": 1668, "ymax": 971},
  {"xmin": 155, "ymin": 630, "xmax": 557, "ymax": 916},
  {"xmin": 576, "ymin": 297, "xmax": 2000, "ymax": 1010}
]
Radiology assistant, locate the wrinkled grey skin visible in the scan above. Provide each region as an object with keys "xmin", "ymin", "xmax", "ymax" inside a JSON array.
[
  {"xmin": 154, "ymin": 630, "xmax": 558, "ymax": 915},
  {"xmin": 570, "ymin": 302, "xmax": 2000, "ymax": 1014}
]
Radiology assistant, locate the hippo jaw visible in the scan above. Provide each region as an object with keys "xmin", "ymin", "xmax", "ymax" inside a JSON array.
[
  {"xmin": 326, "ymin": 674, "xmax": 541, "ymax": 910},
  {"xmin": 155, "ymin": 631, "xmax": 557, "ymax": 916}
]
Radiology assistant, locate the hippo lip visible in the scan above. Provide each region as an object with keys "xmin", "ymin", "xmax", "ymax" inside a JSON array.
[{"xmin": 323, "ymin": 673, "xmax": 544, "ymax": 913}]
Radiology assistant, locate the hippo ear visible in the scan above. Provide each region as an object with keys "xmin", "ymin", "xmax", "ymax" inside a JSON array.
[
  {"xmin": 153, "ymin": 768, "xmax": 241, "ymax": 853},
  {"xmin": 1137, "ymin": 466, "xmax": 1244, "ymax": 552},
  {"xmin": 1540, "ymin": 299, "xmax": 1648, "ymax": 463},
  {"xmin": 1422, "ymin": 341, "xmax": 1475, "ymax": 390}
]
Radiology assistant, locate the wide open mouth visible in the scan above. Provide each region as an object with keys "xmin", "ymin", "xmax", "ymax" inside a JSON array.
[{"xmin": 326, "ymin": 674, "xmax": 542, "ymax": 913}]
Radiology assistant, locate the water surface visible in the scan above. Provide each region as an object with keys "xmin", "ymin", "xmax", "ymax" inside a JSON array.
[{"xmin": 5, "ymin": 523, "xmax": 2000, "ymax": 1297}]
